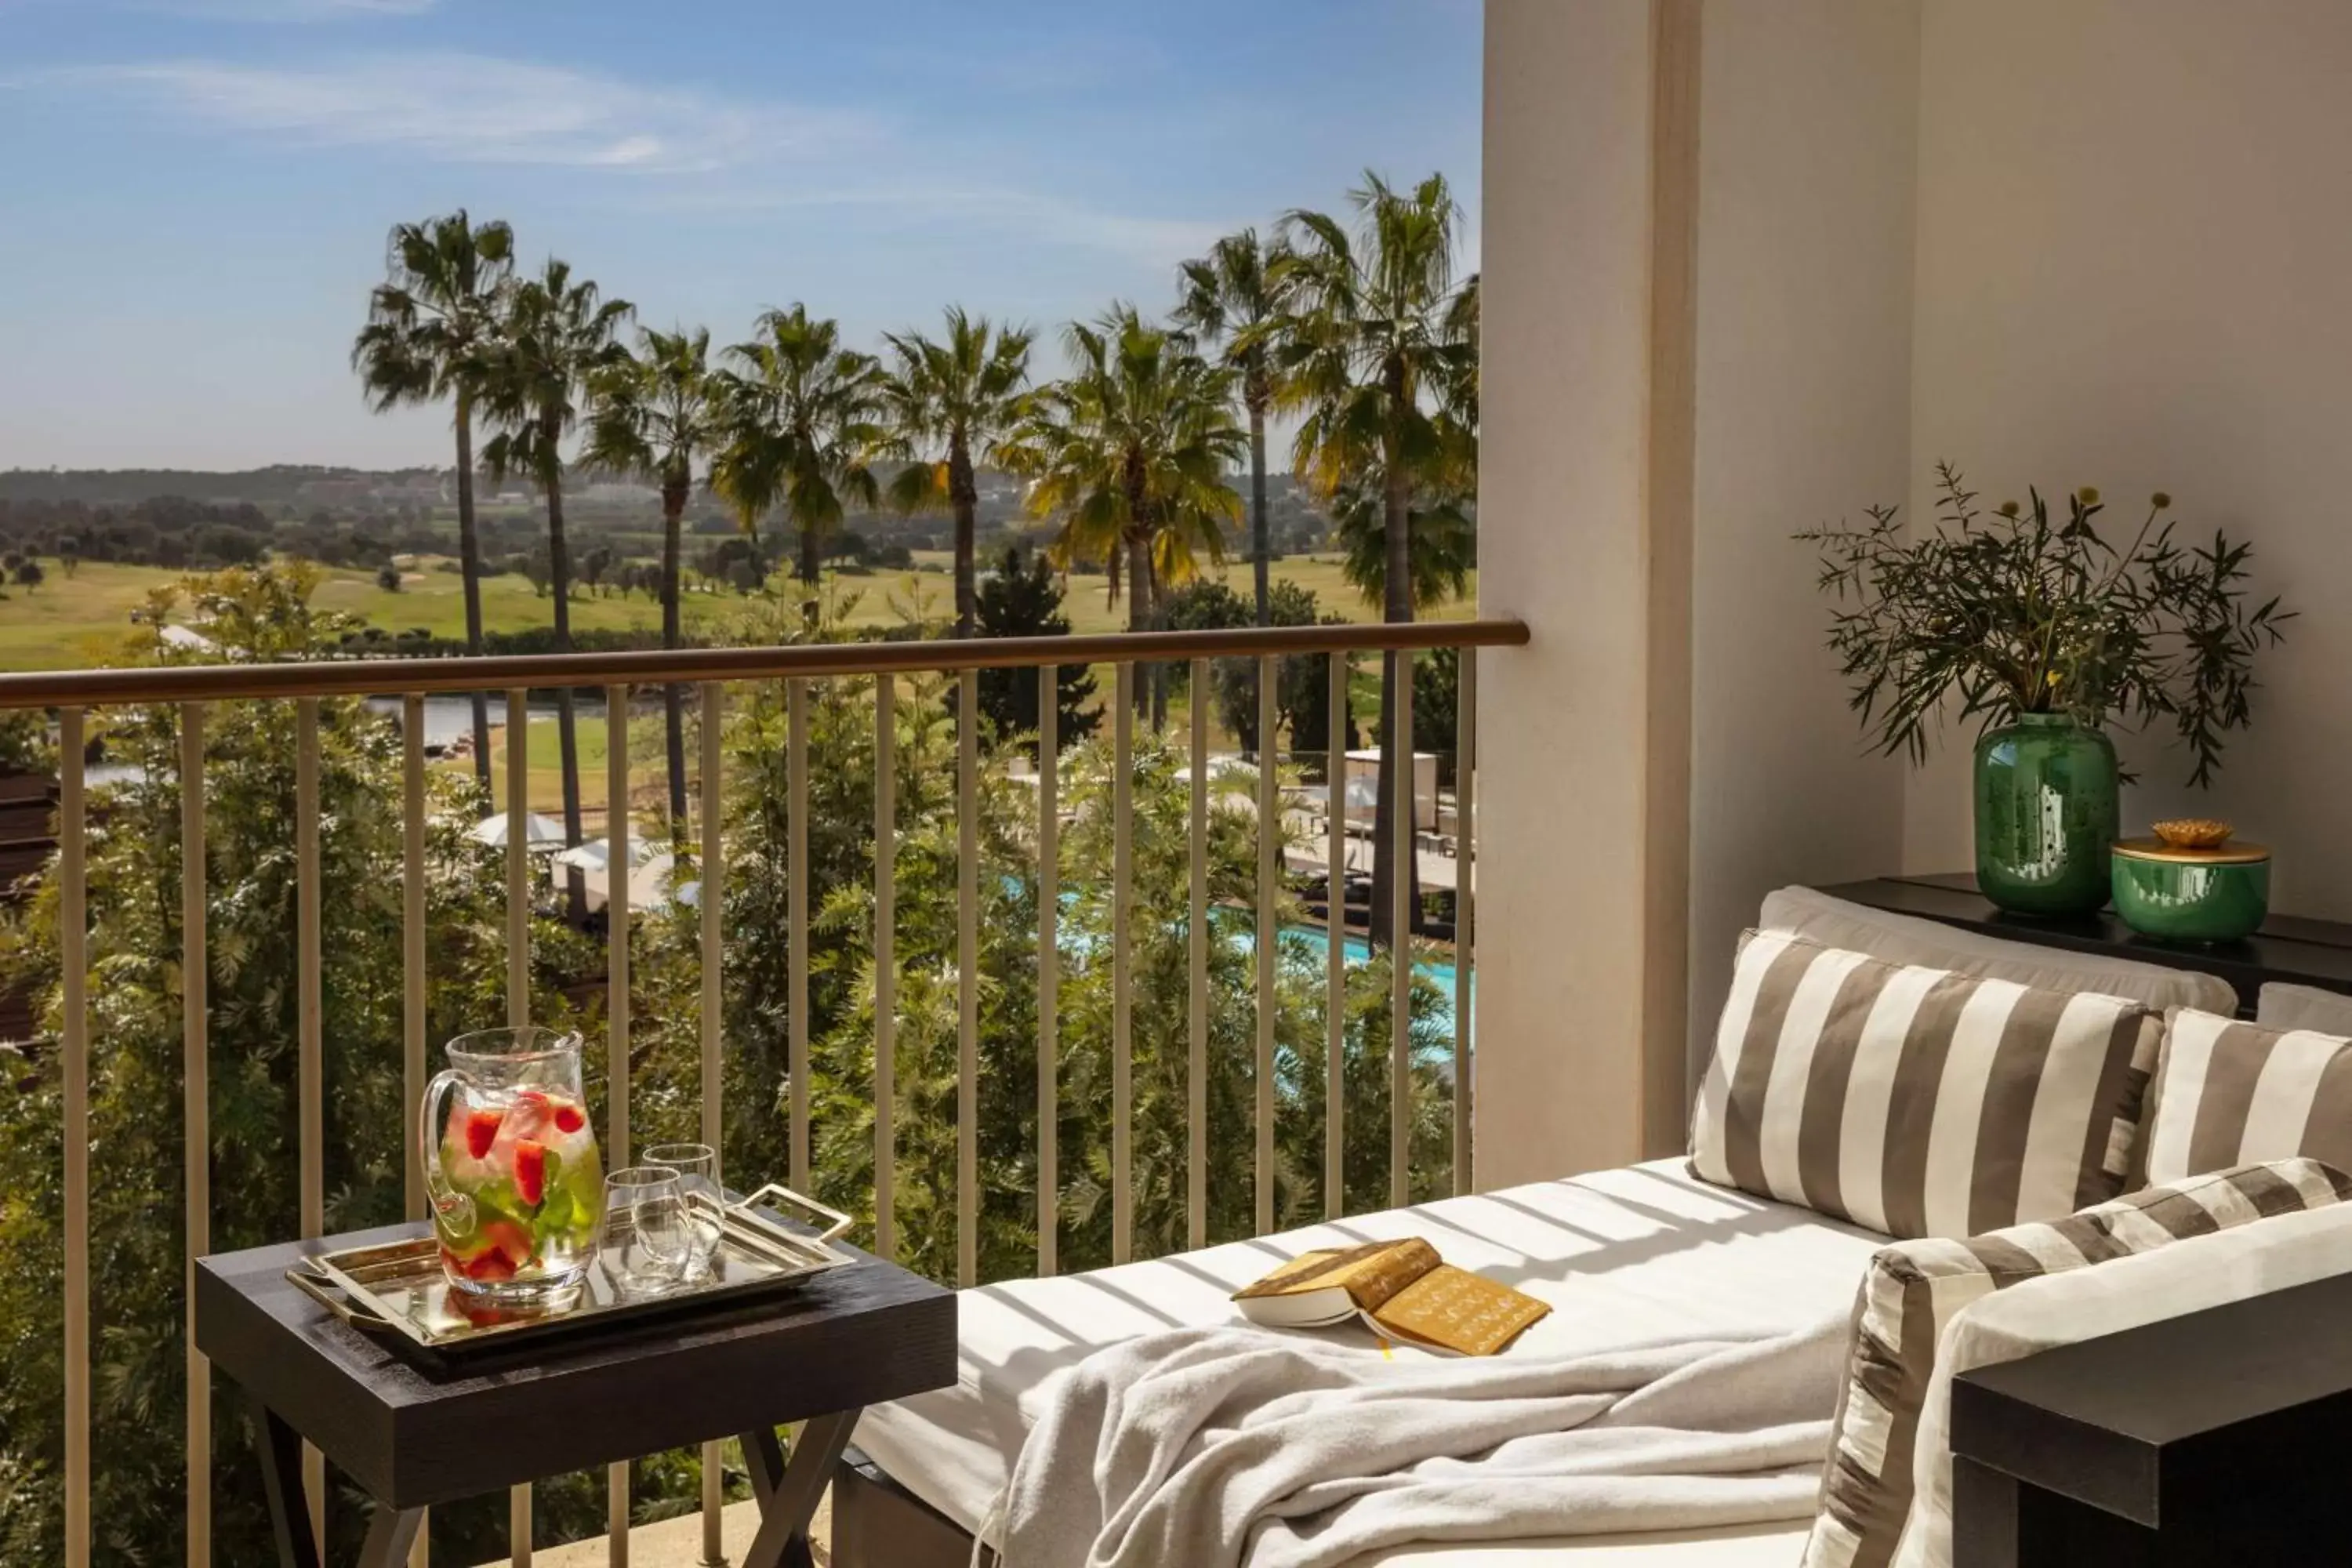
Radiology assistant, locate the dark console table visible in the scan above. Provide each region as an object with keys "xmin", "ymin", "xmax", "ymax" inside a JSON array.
[
  {"xmin": 1950, "ymin": 1266, "xmax": 2352, "ymax": 1566},
  {"xmin": 1819, "ymin": 873, "xmax": 2352, "ymax": 1017},
  {"xmin": 195, "ymin": 1219, "xmax": 956, "ymax": 1567}
]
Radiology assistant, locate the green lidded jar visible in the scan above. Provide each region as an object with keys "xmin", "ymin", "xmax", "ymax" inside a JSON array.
[
  {"xmin": 2112, "ymin": 831, "xmax": 2270, "ymax": 944},
  {"xmin": 1973, "ymin": 713, "xmax": 2118, "ymax": 917}
]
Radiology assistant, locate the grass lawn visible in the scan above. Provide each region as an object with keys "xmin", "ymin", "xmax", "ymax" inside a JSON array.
[
  {"xmin": 0, "ymin": 561, "xmax": 193, "ymax": 669},
  {"xmin": 0, "ymin": 554, "xmax": 1478, "ymax": 672},
  {"xmin": 477, "ymin": 710, "xmax": 630, "ymax": 828}
]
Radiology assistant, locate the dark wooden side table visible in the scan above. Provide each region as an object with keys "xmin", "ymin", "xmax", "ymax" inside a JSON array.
[
  {"xmin": 194, "ymin": 1219, "xmax": 956, "ymax": 1568},
  {"xmin": 1949, "ymin": 1268, "xmax": 2352, "ymax": 1566},
  {"xmin": 1818, "ymin": 873, "xmax": 2352, "ymax": 1017}
]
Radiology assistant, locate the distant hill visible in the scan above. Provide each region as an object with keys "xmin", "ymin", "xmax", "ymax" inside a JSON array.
[
  {"xmin": 0, "ymin": 463, "xmax": 1341, "ymax": 556},
  {"xmin": 0, "ymin": 465, "xmax": 451, "ymax": 509}
]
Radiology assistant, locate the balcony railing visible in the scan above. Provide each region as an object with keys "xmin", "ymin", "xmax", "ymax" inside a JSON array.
[{"xmin": 0, "ymin": 615, "xmax": 1528, "ymax": 1567}]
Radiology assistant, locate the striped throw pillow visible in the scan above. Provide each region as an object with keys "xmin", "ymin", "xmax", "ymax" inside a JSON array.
[
  {"xmin": 1803, "ymin": 1160, "xmax": 2352, "ymax": 1568},
  {"xmin": 2143, "ymin": 1009, "xmax": 2352, "ymax": 1185},
  {"xmin": 1691, "ymin": 931, "xmax": 2161, "ymax": 1238}
]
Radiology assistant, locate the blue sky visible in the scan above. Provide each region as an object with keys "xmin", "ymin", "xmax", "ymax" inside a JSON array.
[{"xmin": 0, "ymin": 0, "xmax": 1481, "ymax": 470}]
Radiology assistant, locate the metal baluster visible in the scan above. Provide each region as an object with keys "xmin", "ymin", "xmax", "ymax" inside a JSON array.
[
  {"xmin": 180, "ymin": 701, "xmax": 210, "ymax": 1568},
  {"xmin": 1327, "ymin": 655, "xmax": 1348, "ymax": 1221},
  {"xmin": 296, "ymin": 699, "xmax": 325, "ymax": 1561},
  {"xmin": 60, "ymin": 708, "xmax": 88, "ymax": 1568},
  {"xmin": 1187, "ymin": 659, "xmax": 1207, "ymax": 1250},
  {"xmin": 503, "ymin": 688, "xmax": 532, "ymax": 1566},
  {"xmin": 787, "ymin": 678, "xmax": 810, "ymax": 1195},
  {"xmin": 1256, "ymin": 657, "xmax": 1277, "ymax": 1237},
  {"xmin": 874, "ymin": 675, "xmax": 896, "ymax": 1262},
  {"xmin": 1454, "ymin": 653, "xmax": 1475, "ymax": 1196},
  {"xmin": 506, "ymin": 690, "xmax": 530, "ymax": 1028},
  {"xmin": 1111, "ymin": 664, "xmax": 1132, "ymax": 1265},
  {"xmin": 1391, "ymin": 657, "xmax": 1414, "ymax": 1208},
  {"xmin": 401, "ymin": 697, "xmax": 429, "ymax": 1568},
  {"xmin": 1036, "ymin": 667, "xmax": 1058, "ymax": 1279},
  {"xmin": 402, "ymin": 698, "xmax": 427, "ymax": 1223},
  {"xmin": 958, "ymin": 670, "xmax": 979, "ymax": 1289},
  {"xmin": 699, "ymin": 684, "xmax": 725, "ymax": 1564},
  {"xmin": 605, "ymin": 687, "xmax": 631, "ymax": 1566}
]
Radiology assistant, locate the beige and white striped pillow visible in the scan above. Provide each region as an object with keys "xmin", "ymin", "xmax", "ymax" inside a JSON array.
[
  {"xmin": 2143, "ymin": 1009, "xmax": 2352, "ymax": 1185},
  {"xmin": 1802, "ymin": 1159, "xmax": 2352, "ymax": 1568},
  {"xmin": 1691, "ymin": 931, "xmax": 2161, "ymax": 1238}
]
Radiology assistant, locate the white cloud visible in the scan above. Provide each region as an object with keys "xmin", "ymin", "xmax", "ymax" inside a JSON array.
[
  {"xmin": 629, "ymin": 181, "xmax": 1232, "ymax": 270},
  {"xmin": 62, "ymin": 53, "xmax": 877, "ymax": 172},
  {"xmin": 1008, "ymin": 194, "xmax": 1229, "ymax": 270},
  {"xmin": 129, "ymin": 0, "xmax": 442, "ymax": 18}
]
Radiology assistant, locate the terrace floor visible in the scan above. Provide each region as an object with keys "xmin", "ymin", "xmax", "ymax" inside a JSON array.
[{"xmin": 480, "ymin": 1492, "xmax": 830, "ymax": 1568}]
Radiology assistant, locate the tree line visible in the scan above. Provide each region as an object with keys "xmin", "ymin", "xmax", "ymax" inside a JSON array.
[{"xmin": 353, "ymin": 169, "xmax": 1475, "ymax": 944}]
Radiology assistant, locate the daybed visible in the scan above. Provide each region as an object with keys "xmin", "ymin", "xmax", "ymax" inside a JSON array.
[
  {"xmin": 852, "ymin": 1160, "xmax": 1881, "ymax": 1565},
  {"xmin": 835, "ymin": 887, "xmax": 2343, "ymax": 1566}
]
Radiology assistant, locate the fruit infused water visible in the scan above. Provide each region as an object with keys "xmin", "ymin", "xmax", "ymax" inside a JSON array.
[
  {"xmin": 434, "ymin": 1085, "xmax": 604, "ymax": 1297},
  {"xmin": 421, "ymin": 1027, "xmax": 604, "ymax": 1310}
]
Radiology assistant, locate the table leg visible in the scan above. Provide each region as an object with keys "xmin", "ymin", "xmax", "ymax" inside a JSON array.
[
  {"xmin": 744, "ymin": 1424, "xmax": 787, "ymax": 1512},
  {"xmin": 252, "ymin": 1394, "xmax": 324, "ymax": 1568},
  {"xmin": 739, "ymin": 1410, "xmax": 860, "ymax": 1568},
  {"xmin": 249, "ymin": 1390, "xmax": 424, "ymax": 1568},
  {"xmin": 357, "ymin": 1504, "xmax": 426, "ymax": 1568}
]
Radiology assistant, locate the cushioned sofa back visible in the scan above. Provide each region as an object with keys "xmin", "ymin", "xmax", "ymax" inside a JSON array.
[{"xmin": 1760, "ymin": 886, "xmax": 2238, "ymax": 1016}]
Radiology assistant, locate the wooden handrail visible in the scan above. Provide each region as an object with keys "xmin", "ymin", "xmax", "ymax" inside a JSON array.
[{"xmin": 0, "ymin": 618, "xmax": 1529, "ymax": 709}]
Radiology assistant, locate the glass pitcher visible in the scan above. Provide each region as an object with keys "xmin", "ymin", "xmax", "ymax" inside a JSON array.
[{"xmin": 421, "ymin": 1027, "xmax": 605, "ymax": 1310}]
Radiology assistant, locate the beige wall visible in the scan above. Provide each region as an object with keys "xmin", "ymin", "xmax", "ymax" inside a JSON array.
[
  {"xmin": 1479, "ymin": 0, "xmax": 1917, "ymax": 1180},
  {"xmin": 1904, "ymin": 0, "xmax": 2352, "ymax": 916},
  {"xmin": 1686, "ymin": 0, "xmax": 1917, "ymax": 1079},
  {"xmin": 1478, "ymin": 0, "xmax": 2352, "ymax": 1189},
  {"xmin": 1477, "ymin": 0, "xmax": 1666, "ymax": 1187}
]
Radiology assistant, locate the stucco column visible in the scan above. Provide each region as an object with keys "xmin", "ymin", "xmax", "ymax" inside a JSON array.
[{"xmin": 1476, "ymin": 0, "xmax": 1699, "ymax": 1187}]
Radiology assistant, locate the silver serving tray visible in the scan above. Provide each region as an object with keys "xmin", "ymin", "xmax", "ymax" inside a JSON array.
[{"xmin": 286, "ymin": 1184, "xmax": 857, "ymax": 1358}]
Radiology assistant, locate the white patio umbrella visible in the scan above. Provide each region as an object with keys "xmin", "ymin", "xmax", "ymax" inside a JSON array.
[
  {"xmin": 550, "ymin": 831, "xmax": 655, "ymax": 873},
  {"xmin": 469, "ymin": 811, "xmax": 567, "ymax": 851},
  {"xmin": 582, "ymin": 851, "xmax": 688, "ymax": 913}
]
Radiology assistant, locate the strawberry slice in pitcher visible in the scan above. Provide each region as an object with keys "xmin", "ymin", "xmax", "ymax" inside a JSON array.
[
  {"xmin": 513, "ymin": 1139, "xmax": 549, "ymax": 1207},
  {"xmin": 466, "ymin": 1218, "xmax": 535, "ymax": 1279},
  {"xmin": 463, "ymin": 1106, "xmax": 504, "ymax": 1160}
]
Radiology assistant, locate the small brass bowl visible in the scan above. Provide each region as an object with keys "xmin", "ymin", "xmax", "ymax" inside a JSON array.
[{"xmin": 2111, "ymin": 837, "xmax": 2270, "ymax": 944}]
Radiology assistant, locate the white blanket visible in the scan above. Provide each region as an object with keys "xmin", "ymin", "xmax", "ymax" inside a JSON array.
[{"xmin": 997, "ymin": 1316, "xmax": 1849, "ymax": 1568}]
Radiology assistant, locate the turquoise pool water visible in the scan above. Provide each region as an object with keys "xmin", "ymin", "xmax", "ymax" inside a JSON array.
[
  {"xmin": 1233, "ymin": 924, "xmax": 1472, "ymax": 1044},
  {"xmin": 1023, "ymin": 880, "xmax": 1472, "ymax": 1044}
]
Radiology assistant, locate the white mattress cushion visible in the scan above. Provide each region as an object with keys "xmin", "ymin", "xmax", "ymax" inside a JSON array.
[{"xmin": 852, "ymin": 1159, "xmax": 1886, "ymax": 1565}]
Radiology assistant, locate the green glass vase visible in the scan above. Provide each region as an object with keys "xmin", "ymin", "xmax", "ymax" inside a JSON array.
[{"xmin": 1973, "ymin": 713, "xmax": 2118, "ymax": 916}]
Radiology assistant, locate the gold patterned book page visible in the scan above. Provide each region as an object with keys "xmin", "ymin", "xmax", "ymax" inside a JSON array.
[{"xmin": 1371, "ymin": 1265, "xmax": 1552, "ymax": 1356}]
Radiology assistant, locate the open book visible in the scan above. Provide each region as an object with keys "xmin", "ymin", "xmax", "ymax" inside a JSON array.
[{"xmin": 1232, "ymin": 1238, "xmax": 1550, "ymax": 1356}]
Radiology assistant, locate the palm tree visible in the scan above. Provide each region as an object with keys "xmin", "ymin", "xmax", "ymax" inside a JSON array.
[
  {"xmin": 1277, "ymin": 172, "xmax": 1476, "ymax": 948},
  {"xmin": 479, "ymin": 258, "xmax": 633, "ymax": 899},
  {"xmin": 879, "ymin": 307, "xmax": 1035, "ymax": 637},
  {"xmin": 1004, "ymin": 306, "xmax": 1245, "ymax": 724},
  {"xmin": 586, "ymin": 325, "xmax": 727, "ymax": 822},
  {"xmin": 1174, "ymin": 229, "xmax": 1290, "ymax": 627},
  {"xmin": 350, "ymin": 210, "xmax": 514, "ymax": 787},
  {"xmin": 713, "ymin": 305, "xmax": 887, "ymax": 629}
]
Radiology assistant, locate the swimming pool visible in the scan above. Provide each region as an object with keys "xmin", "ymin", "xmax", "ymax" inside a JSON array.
[
  {"xmin": 1232, "ymin": 924, "xmax": 1472, "ymax": 1044},
  {"xmin": 1022, "ymin": 880, "xmax": 1472, "ymax": 1045}
]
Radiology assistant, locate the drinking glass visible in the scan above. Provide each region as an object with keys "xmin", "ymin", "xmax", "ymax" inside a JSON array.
[
  {"xmin": 644, "ymin": 1142, "xmax": 724, "ymax": 1281},
  {"xmin": 604, "ymin": 1167, "xmax": 691, "ymax": 1293}
]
